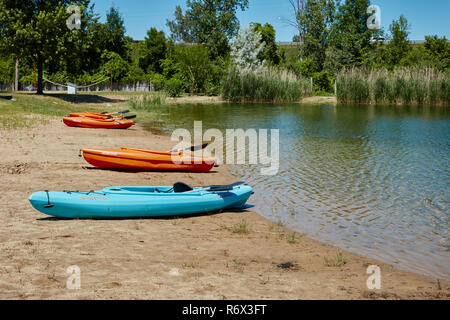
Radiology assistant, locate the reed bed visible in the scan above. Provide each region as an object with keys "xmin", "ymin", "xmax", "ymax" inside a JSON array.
[
  {"xmin": 128, "ymin": 91, "xmax": 168, "ymax": 110},
  {"xmin": 337, "ymin": 68, "xmax": 450, "ymax": 105},
  {"xmin": 222, "ymin": 67, "xmax": 311, "ymax": 103}
]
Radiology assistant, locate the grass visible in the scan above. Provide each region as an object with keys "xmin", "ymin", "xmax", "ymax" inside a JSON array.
[
  {"xmin": 232, "ymin": 219, "xmax": 250, "ymax": 234},
  {"xmin": 337, "ymin": 67, "xmax": 450, "ymax": 105},
  {"xmin": 0, "ymin": 97, "xmax": 63, "ymax": 130},
  {"xmin": 0, "ymin": 93, "xmax": 133, "ymax": 130},
  {"xmin": 276, "ymin": 220, "xmax": 285, "ymax": 228},
  {"xmin": 324, "ymin": 250, "xmax": 348, "ymax": 267},
  {"xmin": 222, "ymin": 67, "xmax": 311, "ymax": 103},
  {"xmin": 128, "ymin": 91, "xmax": 168, "ymax": 111},
  {"xmin": 233, "ymin": 260, "xmax": 244, "ymax": 273},
  {"xmin": 286, "ymin": 233, "xmax": 297, "ymax": 244}
]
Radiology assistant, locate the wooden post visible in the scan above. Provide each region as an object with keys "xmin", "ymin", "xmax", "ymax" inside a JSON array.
[
  {"xmin": 14, "ymin": 57, "xmax": 19, "ymax": 91},
  {"xmin": 334, "ymin": 80, "xmax": 337, "ymax": 96},
  {"xmin": 110, "ymin": 66, "xmax": 113, "ymax": 92},
  {"xmin": 310, "ymin": 77, "xmax": 313, "ymax": 94}
]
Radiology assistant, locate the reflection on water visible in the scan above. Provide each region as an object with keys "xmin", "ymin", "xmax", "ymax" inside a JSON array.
[{"xmin": 143, "ymin": 103, "xmax": 450, "ymax": 280}]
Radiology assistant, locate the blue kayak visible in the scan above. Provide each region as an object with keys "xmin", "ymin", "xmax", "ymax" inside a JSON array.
[{"xmin": 29, "ymin": 182, "xmax": 252, "ymax": 219}]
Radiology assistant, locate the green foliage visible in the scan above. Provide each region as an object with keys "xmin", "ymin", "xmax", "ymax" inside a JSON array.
[
  {"xmin": 172, "ymin": 45, "xmax": 217, "ymax": 95},
  {"xmin": 250, "ymin": 22, "xmax": 281, "ymax": 65},
  {"xmin": 374, "ymin": 77, "xmax": 394, "ymax": 103},
  {"xmin": 167, "ymin": 0, "xmax": 249, "ymax": 58},
  {"xmin": 100, "ymin": 51, "xmax": 130, "ymax": 81},
  {"xmin": 336, "ymin": 72, "xmax": 370, "ymax": 103},
  {"xmin": 326, "ymin": 0, "xmax": 379, "ymax": 73},
  {"xmin": 165, "ymin": 76, "xmax": 184, "ymax": 97},
  {"xmin": 384, "ymin": 15, "xmax": 411, "ymax": 67},
  {"xmin": 337, "ymin": 68, "xmax": 450, "ymax": 105},
  {"xmin": 423, "ymin": 35, "xmax": 450, "ymax": 71},
  {"xmin": 289, "ymin": 59, "xmax": 318, "ymax": 78},
  {"xmin": 324, "ymin": 250, "xmax": 347, "ymax": 267},
  {"xmin": 103, "ymin": 6, "xmax": 130, "ymax": 59},
  {"xmin": 313, "ymin": 70, "xmax": 333, "ymax": 93},
  {"xmin": 299, "ymin": 0, "xmax": 335, "ymax": 71},
  {"xmin": 0, "ymin": 55, "xmax": 14, "ymax": 84},
  {"xmin": 129, "ymin": 92, "xmax": 168, "ymax": 110},
  {"xmin": 0, "ymin": 0, "xmax": 88, "ymax": 93},
  {"xmin": 138, "ymin": 28, "xmax": 167, "ymax": 74},
  {"xmin": 232, "ymin": 219, "xmax": 250, "ymax": 234},
  {"xmin": 0, "ymin": 1, "xmax": 134, "ymax": 93},
  {"xmin": 0, "ymin": 0, "xmax": 446, "ymax": 102},
  {"xmin": 222, "ymin": 67, "xmax": 308, "ymax": 102},
  {"xmin": 150, "ymin": 73, "xmax": 166, "ymax": 91}
]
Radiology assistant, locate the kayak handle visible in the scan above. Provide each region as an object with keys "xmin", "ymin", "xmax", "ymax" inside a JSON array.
[{"xmin": 44, "ymin": 190, "xmax": 54, "ymax": 208}]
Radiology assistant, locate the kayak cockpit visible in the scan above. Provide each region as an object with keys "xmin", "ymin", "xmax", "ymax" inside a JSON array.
[
  {"xmin": 104, "ymin": 186, "xmax": 175, "ymax": 194},
  {"xmin": 102, "ymin": 181, "xmax": 247, "ymax": 196}
]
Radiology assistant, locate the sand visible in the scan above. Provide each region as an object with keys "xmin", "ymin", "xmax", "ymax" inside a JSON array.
[{"xmin": 0, "ymin": 115, "xmax": 448, "ymax": 300}]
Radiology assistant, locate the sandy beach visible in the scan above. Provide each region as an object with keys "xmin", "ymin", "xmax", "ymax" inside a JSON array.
[{"xmin": 0, "ymin": 103, "xmax": 449, "ymax": 300}]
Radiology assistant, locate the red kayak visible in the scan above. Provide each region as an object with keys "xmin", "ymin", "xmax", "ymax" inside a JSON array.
[
  {"xmin": 69, "ymin": 112, "xmax": 124, "ymax": 120},
  {"xmin": 62, "ymin": 116, "xmax": 134, "ymax": 129}
]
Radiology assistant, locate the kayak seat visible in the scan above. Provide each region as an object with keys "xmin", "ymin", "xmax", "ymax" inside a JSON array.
[{"xmin": 173, "ymin": 182, "xmax": 194, "ymax": 193}]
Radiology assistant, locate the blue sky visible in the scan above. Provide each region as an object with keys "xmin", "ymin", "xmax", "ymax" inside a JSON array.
[{"xmin": 91, "ymin": 0, "xmax": 450, "ymax": 41}]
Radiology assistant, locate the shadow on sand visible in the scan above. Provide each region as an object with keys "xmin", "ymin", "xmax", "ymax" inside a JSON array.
[
  {"xmin": 45, "ymin": 93, "xmax": 125, "ymax": 104},
  {"xmin": 81, "ymin": 166, "xmax": 219, "ymax": 174},
  {"xmin": 35, "ymin": 205, "xmax": 254, "ymax": 221}
]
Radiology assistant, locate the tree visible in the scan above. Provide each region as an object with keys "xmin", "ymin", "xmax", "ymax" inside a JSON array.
[
  {"xmin": 326, "ymin": 0, "xmax": 379, "ymax": 72},
  {"xmin": 101, "ymin": 51, "xmax": 130, "ymax": 81},
  {"xmin": 167, "ymin": 0, "xmax": 249, "ymax": 58},
  {"xmin": 57, "ymin": 4, "xmax": 104, "ymax": 79},
  {"xmin": 0, "ymin": 54, "xmax": 14, "ymax": 85},
  {"xmin": 251, "ymin": 23, "xmax": 281, "ymax": 65},
  {"xmin": 292, "ymin": 35, "xmax": 302, "ymax": 43},
  {"xmin": 171, "ymin": 45, "xmax": 213, "ymax": 95},
  {"xmin": 299, "ymin": 0, "xmax": 335, "ymax": 71},
  {"xmin": 0, "ymin": 0, "xmax": 92, "ymax": 94},
  {"xmin": 423, "ymin": 35, "xmax": 450, "ymax": 71},
  {"xmin": 103, "ymin": 6, "xmax": 129, "ymax": 59},
  {"xmin": 138, "ymin": 28, "xmax": 167, "ymax": 74},
  {"xmin": 284, "ymin": 0, "xmax": 306, "ymax": 44},
  {"xmin": 384, "ymin": 15, "xmax": 410, "ymax": 67},
  {"xmin": 231, "ymin": 26, "xmax": 265, "ymax": 73}
]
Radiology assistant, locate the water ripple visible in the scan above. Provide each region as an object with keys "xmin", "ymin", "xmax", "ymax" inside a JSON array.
[{"xmin": 146, "ymin": 103, "xmax": 450, "ymax": 280}]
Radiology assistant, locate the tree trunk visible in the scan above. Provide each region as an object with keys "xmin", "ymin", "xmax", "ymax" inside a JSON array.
[
  {"xmin": 14, "ymin": 58, "xmax": 19, "ymax": 91},
  {"xmin": 36, "ymin": 54, "xmax": 44, "ymax": 95}
]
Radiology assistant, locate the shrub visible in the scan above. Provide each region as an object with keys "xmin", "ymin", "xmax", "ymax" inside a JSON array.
[
  {"xmin": 313, "ymin": 71, "xmax": 333, "ymax": 94},
  {"xmin": 151, "ymin": 73, "xmax": 165, "ymax": 91},
  {"xmin": 165, "ymin": 77, "xmax": 184, "ymax": 98}
]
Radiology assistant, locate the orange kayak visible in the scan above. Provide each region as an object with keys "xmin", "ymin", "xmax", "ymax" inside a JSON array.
[
  {"xmin": 81, "ymin": 148, "xmax": 215, "ymax": 172},
  {"xmin": 69, "ymin": 112, "xmax": 123, "ymax": 120},
  {"xmin": 63, "ymin": 117, "xmax": 134, "ymax": 129}
]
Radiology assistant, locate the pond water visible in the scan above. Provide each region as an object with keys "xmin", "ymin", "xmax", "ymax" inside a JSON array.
[{"xmin": 143, "ymin": 103, "xmax": 449, "ymax": 280}]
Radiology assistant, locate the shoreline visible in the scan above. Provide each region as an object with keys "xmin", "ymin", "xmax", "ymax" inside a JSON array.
[{"xmin": 0, "ymin": 114, "xmax": 449, "ymax": 299}]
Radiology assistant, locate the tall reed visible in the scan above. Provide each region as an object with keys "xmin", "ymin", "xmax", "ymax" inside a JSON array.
[
  {"xmin": 337, "ymin": 68, "xmax": 450, "ymax": 105},
  {"xmin": 222, "ymin": 67, "xmax": 311, "ymax": 102},
  {"xmin": 128, "ymin": 91, "xmax": 168, "ymax": 110}
]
